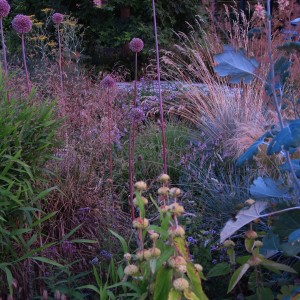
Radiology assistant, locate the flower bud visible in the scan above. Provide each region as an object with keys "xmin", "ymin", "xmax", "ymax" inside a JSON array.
[
  {"xmin": 177, "ymin": 265, "xmax": 187, "ymax": 274},
  {"xmin": 168, "ymin": 256, "xmax": 187, "ymax": 268},
  {"xmin": 150, "ymin": 247, "xmax": 161, "ymax": 258},
  {"xmin": 247, "ymin": 256, "xmax": 262, "ymax": 266},
  {"xmin": 158, "ymin": 186, "xmax": 169, "ymax": 196},
  {"xmin": 134, "ymin": 181, "xmax": 147, "ymax": 192},
  {"xmin": 173, "ymin": 278, "xmax": 189, "ymax": 291},
  {"xmin": 149, "ymin": 232, "xmax": 159, "ymax": 241},
  {"xmin": 245, "ymin": 230, "xmax": 258, "ymax": 240},
  {"xmin": 169, "ymin": 187, "xmax": 181, "ymax": 198},
  {"xmin": 124, "ymin": 264, "xmax": 139, "ymax": 276},
  {"xmin": 124, "ymin": 253, "xmax": 131, "ymax": 261},
  {"xmin": 223, "ymin": 240, "xmax": 235, "ymax": 248},
  {"xmin": 158, "ymin": 173, "xmax": 170, "ymax": 183},
  {"xmin": 133, "ymin": 196, "xmax": 148, "ymax": 207},
  {"xmin": 160, "ymin": 205, "xmax": 169, "ymax": 213},
  {"xmin": 168, "ymin": 202, "xmax": 184, "ymax": 216},
  {"xmin": 133, "ymin": 217, "xmax": 149, "ymax": 229},
  {"xmin": 168, "ymin": 225, "xmax": 185, "ymax": 238},
  {"xmin": 245, "ymin": 199, "xmax": 255, "ymax": 206},
  {"xmin": 194, "ymin": 264, "xmax": 203, "ymax": 272},
  {"xmin": 254, "ymin": 241, "xmax": 263, "ymax": 248}
]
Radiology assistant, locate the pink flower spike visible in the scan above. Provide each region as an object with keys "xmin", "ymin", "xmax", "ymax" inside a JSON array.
[
  {"xmin": 129, "ymin": 38, "xmax": 144, "ymax": 53},
  {"xmin": 0, "ymin": 0, "xmax": 10, "ymax": 18},
  {"xmin": 52, "ymin": 13, "xmax": 64, "ymax": 24},
  {"xmin": 12, "ymin": 14, "xmax": 32, "ymax": 34}
]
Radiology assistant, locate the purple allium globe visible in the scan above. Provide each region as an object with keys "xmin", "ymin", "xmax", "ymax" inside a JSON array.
[
  {"xmin": 102, "ymin": 75, "xmax": 115, "ymax": 89},
  {"xmin": 129, "ymin": 107, "xmax": 145, "ymax": 123},
  {"xmin": 0, "ymin": 0, "xmax": 10, "ymax": 18},
  {"xmin": 129, "ymin": 38, "xmax": 144, "ymax": 53},
  {"xmin": 52, "ymin": 13, "xmax": 64, "ymax": 24},
  {"xmin": 12, "ymin": 14, "xmax": 32, "ymax": 34}
]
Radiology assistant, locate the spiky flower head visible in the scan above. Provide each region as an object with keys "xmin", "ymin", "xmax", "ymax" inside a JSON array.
[
  {"xmin": 173, "ymin": 278, "xmax": 189, "ymax": 291},
  {"xmin": 0, "ymin": 0, "xmax": 10, "ymax": 18},
  {"xmin": 168, "ymin": 225, "xmax": 185, "ymax": 238},
  {"xmin": 129, "ymin": 107, "xmax": 145, "ymax": 123},
  {"xmin": 124, "ymin": 253, "xmax": 131, "ymax": 261},
  {"xmin": 133, "ymin": 196, "xmax": 148, "ymax": 207},
  {"xmin": 169, "ymin": 187, "xmax": 181, "ymax": 198},
  {"xmin": 129, "ymin": 38, "xmax": 144, "ymax": 53},
  {"xmin": 52, "ymin": 13, "xmax": 64, "ymax": 24},
  {"xmin": 134, "ymin": 181, "xmax": 147, "ymax": 192},
  {"xmin": 168, "ymin": 202, "xmax": 184, "ymax": 216},
  {"xmin": 12, "ymin": 14, "xmax": 33, "ymax": 34},
  {"xmin": 278, "ymin": 0, "xmax": 289, "ymax": 10},
  {"xmin": 158, "ymin": 173, "xmax": 170, "ymax": 183},
  {"xmin": 124, "ymin": 264, "xmax": 139, "ymax": 276},
  {"xmin": 254, "ymin": 3, "xmax": 265, "ymax": 20},
  {"xmin": 101, "ymin": 75, "xmax": 115, "ymax": 89},
  {"xmin": 132, "ymin": 217, "xmax": 149, "ymax": 229},
  {"xmin": 158, "ymin": 186, "xmax": 169, "ymax": 196}
]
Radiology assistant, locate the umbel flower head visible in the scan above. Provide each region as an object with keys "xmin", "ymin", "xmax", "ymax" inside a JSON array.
[
  {"xmin": 0, "ymin": 0, "xmax": 10, "ymax": 18},
  {"xmin": 101, "ymin": 75, "xmax": 116, "ymax": 89},
  {"xmin": 52, "ymin": 13, "xmax": 64, "ymax": 24},
  {"xmin": 129, "ymin": 38, "xmax": 144, "ymax": 53},
  {"xmin": 12, "ymin": 14, "xmax": 32, "ymax": 34}
]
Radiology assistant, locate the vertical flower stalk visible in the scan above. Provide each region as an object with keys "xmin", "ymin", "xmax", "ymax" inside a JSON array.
[
  {"xmin": 151, "ymin": 0, "xmax": 167, "ymax": 174},
  {"xmin": 12, "ymin": 14, "xmax": 32, "ymax": 95},
  {"xmin": 52, "ymin": 13, "xmax": 64, "ymax": 93},
  {"xmin": 102, "ymin": 75, "xmax": 116, "ymax": 186},
  {"xmin": 128, "ymin": 37, "xmax": 144, "ymax": 220},
  {"xmin": 0, "ymin": 0, "xmax": 10, "ymax": 74}
]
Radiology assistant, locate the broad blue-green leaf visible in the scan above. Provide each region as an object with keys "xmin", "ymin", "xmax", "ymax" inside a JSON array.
[
  {"xmin": 250, "ymin": 177, "xmax": 290, "ymax": 199},
  {"xmin": 260, "ymin": 231, "xmax": 280, "ymax": 258},
  {"xmin": 214, "ymin": 45, "xmax": 259, "ymax": 84},
  {"xmin": 207, "ymin": 262, "xmax": 231, "ymax": 278},
  {"xmin": 220, "ymin": 201, "xmax": 268, "ymax": 243},
  {"xmin": 279, "ymin": 159, "xmax": 300, "ymax": 177},
  {"xmin": 280, "ymin": 242, "xmax": 300, "ymax": 256},
  {"xmin": 288, "ymin": 228, "xmax": 300, "ymax": 244},
  {"xmin": 261, "ymin": 258, "xmax": 297, "ymax": 273},
  {"xmin": 267, "ymin": 119, "xmax": 300, "ymax": 155},
  {"xmin": 236, "ymin": 132, "xmax": 271, "ymax": 166}
]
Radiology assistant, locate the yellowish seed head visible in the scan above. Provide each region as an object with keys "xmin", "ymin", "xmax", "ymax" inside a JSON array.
[
  {"xmin": 124, "ymin": 264, "xmax": 139, "ymax": 276},
  {"xmin": 158, "ymin": 173, "xmax": 170, "ymax": 183},
  {"xmin": 169, "ymin": 187, "xmax": 181, "ymax": 198},
  {"xmin": 132, "ymin": 217, "xmax": 149, "ymax": 229},
  {"xmin": 133, "ymin": 196, "xmax": 148, "ymax": 207},
  {"xmin": 173, "ymin": 278, "xmax": 189, "ymax": 291},
  {"xmin": 158, "ymin": 186, "xmax": 170, "ymax": 196},
  {"xmin": 134, "ymin": 181, "xmax": 147, "ymax": 192},
  {"xmin": 168, "ymin": 225, "xmax": 185, "ymax": 238}
]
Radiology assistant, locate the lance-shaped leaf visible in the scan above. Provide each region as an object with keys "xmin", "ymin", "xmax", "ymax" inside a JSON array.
[
  {"xmin": 168, "ymin": 288, "xmax": 182, "ymax": 300},
  {"xmin": 279, "ymin": 159, "xmax": 300, "ymax": 177},
  {"xmin": 261, "ymin": 258, "xmax": 297, "ymax": 273},
  {"xmin": 214, "ymin": 45, "xmax": 259, "ymax": 84},
  {"xmin": 154, "ymin": 267, "xmax": 173, "ymax": 300},
  {"xmin": 267, "ymin": 119, "xmax": 300, "ymax": 155},
  {"xmin": 236, "ymin": 132, "xmax": 271, "ymax": 166},
  {"xmin": 220, "ymin": 201, "xmax": 268, "ymax": 243},
  {"xmin": 227, "ymin": 263, "xmax": 250, "ymax": 293},
  {"xmin": 250, "ymin": 177, "xmax": 290, "ymax": 199}
]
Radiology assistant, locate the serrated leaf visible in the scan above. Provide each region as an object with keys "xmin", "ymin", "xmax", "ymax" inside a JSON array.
[
  {"xmin": 236, "ymin": 132, "xmax": 271, "ymax": 166},
  {"xmin": 261, "ymin": 258, "xmax": 297, "ymax": 273},
  {"xmin": 220, "ymin": 201, "xmax": 268, "ymax": 243},
  {"xmin": 168, "ymin": 288, "xmax": 182, "ymax": 300},
  {"xmin": 214, "ymin": 45, "xmax": 258, "ymax": 84},
  {"xmin": 154, "ymin": 267, "xmax": 173, "ymax": 300},
  {"xmin": 206, "ymin": 262, "xmax": 231, "ymax": 278},
  {"xmin": 267, "ymin": 119, "xmax": 300, "ymax": 155},
  {"xmin": 250, "ymin": 177, "xmax": 289, "ymax": 199},
  {"xmin": 173, "ymin": 236, "xmax": 190, "ymax": 261},
  {"xmin": 228, "ymin": 264, "xmax": 250, "ymax": 293}
]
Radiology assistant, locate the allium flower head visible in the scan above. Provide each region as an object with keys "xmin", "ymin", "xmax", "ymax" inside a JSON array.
[
  {"xmin": 52, "ymin": 13, "xmax": 64, "ymax": 24},
  {"xmin": 129, "ymin": 107, "xmax": 145, "ymax": 123},
  {"xmin": 12, "ymin": 14, "xmax": 32, "ymax": 34},
  {"xmin": 93, "ymin": 0, "xmax": 102, "ymax": 8},
  {"xmin": 129, "ymin": 38, "xmax": 144, "ymax": 53},
  {"xmin": 0, "ymin": 0, "xmax": 10, "ymax": 18},
  {"xmin": 101, "ymin": 75, "xmax": 115, "ymax": 89}
]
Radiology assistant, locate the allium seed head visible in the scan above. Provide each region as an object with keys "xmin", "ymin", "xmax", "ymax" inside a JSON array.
[
  {"xmin": 158, "ymin": 186, "xmax": 169, "ymax": 196},
  {"xmin": 12, "ymin": 14, "xmax": 33, "ymax": 34},
  {"xmin": 169, "ymin": 187, "xmax": 181, "ymax": 198},
  {"xmin": 158, "ymin": 173, "xmax": 170, "ymax": 183},
  {"xmin": 129, "ymin": 107, "xmax": 145, "ymax": 123},
  {"xmin": 160, "ymin": 205, "xmax": 170, "ymax": 213},
  {"xmin": 168, "ymin": 256, "xmax": 187, "ymax": 268},
  {"xmin": 194, "ymin": 264, "xmax": 203, "ymax": 272},
  {"xmin": 129, "ymin": 38, "xmax": 144, "ymax": 53},
  {"xmin": 168, "ymin": 225, "xmax": 185, "ymax": 238},
  {"xmin": 254, "ymin": 4, "xmax": 265, "ymax": 20},
  {"xmin": 0, "ymin": 0, "xmax": 10, "ymax": 18},
  {"xmin": 101, "ymin": 75, "xmax": 115, "ymax": 89},
  {"xmin": 132, "ymin": 217, "xmax": 149, "ymax": 229},
  {"xmin": 173, "ymin": 278, "xmax": 189, "ymax": 291},
  {"xmin": 133, "ymin": 196, "xmax": 148, "ymax": 207},
  {"xmin": 177, "ymin": 265, "xmax": 187, "ymax": 274},
  {"xmin": 124, "ymin": 264, "xmax": 139, "ymax": 276},
  {"xmin": 52, "ymin": 13, "xmax": 64, "ymax": 24},
  {"xmin": 168, "ymin": 202, "xmax": 184, "ymax": 216}
]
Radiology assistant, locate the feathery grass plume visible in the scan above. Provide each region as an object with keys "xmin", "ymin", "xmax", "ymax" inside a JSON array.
[
  {"xmin": 151, "ymin": 0, "xmax": 167, "ymax": 174},
  {"xmin": 12, "ymin": 14, "xmax": 32, "ymax": 95},
  {"xmin": 128, "ymin": 37, "xmax": 144, "ymax": 220},
  {"xmin": 0, "ymin": 0, "xmax": 10, "ymax": 74},
  {"xmin": 52, "ymin": 13, "xmax": 64, "ymax": 92}
]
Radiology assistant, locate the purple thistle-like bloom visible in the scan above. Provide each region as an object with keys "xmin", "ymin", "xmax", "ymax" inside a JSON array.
[
  {"xmin": 52, "ymin": 13, "xmax": 64, "ymax": 24},
  {"xmin": 102, "ymin": 75, "xmax": 115, "ymax": 89},
  {"xmin": 129, "ymin": 38, "xmax": 144, "ymax": 53},
  {"xmin": 12, "ymin": 14, "xmax": 32, "ymax": 34},
  {"xmin": 0, "ymin": 0, "xmax": 10, "ymax": 18},
  {"xmin": 129, "ymin": 107, "xmax": 145, "ymax": 123}
]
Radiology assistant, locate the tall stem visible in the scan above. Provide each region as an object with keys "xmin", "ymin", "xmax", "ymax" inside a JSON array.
[
  {"xmin": 266, "ymin": 0, "xmax": 300, "ymax": 199},
  {"xmin": 151, "ymin": 0, "xmax": 167, "ymax": 174},
  {"xmin": 21, "ymin": 33, "xmax": 30, "ymax": 95},
  {"xmin": 57, "ymin": 24, "xmax": 63, "ymax": 93},
  {"xmin": 0, "ymin": 18, "xmax": 7, "ymax": 74},
  {"xmin": 107, "ymin": 91, "xmax": 113, "ymax": 182}
]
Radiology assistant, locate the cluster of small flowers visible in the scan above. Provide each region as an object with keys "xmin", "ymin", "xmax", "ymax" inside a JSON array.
[
  {"xmin": 61, "ymin": 240, "xmax": 76, "ymax": 254},
  {"xmin": 129, "ymin": 107, "xmax": 145, "ymax": 123},
  {"xmin": 278, "ymin": 0, "xmax": 289, "ymax": 11},
  {"xmin": 254, "ymin": 3, "xmax": 265, "ymax": 20},
  {"xmin": 0, "ymin": 0, "xmax": 10, "ymax": 18},
  {"xmin": 99, "ymin": 249, "xmax": 113, "ymax": 260}
]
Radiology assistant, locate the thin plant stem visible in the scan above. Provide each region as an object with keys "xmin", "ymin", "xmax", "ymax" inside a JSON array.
[
  {"xmin": 21, "ymin": 33, "xmax": 30, "ymax": 95},
  {"xmin": 151, "ymin": 0, "xmax": 167, "ymax": 174},
  {"xmin": 57, "ymin": 23, "xmax": 63, "ymax": 93},
  {"xmin": 107, "ymin": 90, "xmax": 113, "ymax": 183},
  {"xmin": 266, "ymin": 0, "xmax": 300, "ymax": 200},
  {"xmin": 0, "ymin": 18, "xmax": 7, "ymax": 74}
]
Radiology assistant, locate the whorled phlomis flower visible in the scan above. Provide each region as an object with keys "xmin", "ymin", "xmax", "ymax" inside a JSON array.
[
  {"xmin": 52, "ymin": 13, "xmax": 64, "ymax": 24},
  {"xmin": 278, "ymin": 0, "xmax": 289, "ymax": 11},
  {"xmin": 129, "ymin": 38, "xmax": 144, "ymax": 53},
  {"xmin": 0, "ymin": 0, "xmax": 10, "ymax": 18},
  {"xmin": 12, "ymin": 14, "xmax": 32, "ymax": 34},
  {"xmin": 254, "ymin": 3, "xmax": 265, "ymax": 20}
]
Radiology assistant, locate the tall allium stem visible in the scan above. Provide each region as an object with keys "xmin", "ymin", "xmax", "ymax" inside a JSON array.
[
  {"xmin": 57, "ymin": 23, "xmax": 63, "ymax": 92},
  {"xmin": 21, "ymin": 33, "xmax": 30, "ymax": 95},
  {"xmin": 107, "ymin": 91, "xmax": 113, "ymax": 182},
  {"xmin": 266, "ymin": 0, "xmax": 300, "ymax": 199},
  {"xmin": 151, "ymin": 0, "xmax": 167, "ymax": 174},
  {"xmin": 0, "ymin": 18, "xmax": 7, "ymax": 73}
]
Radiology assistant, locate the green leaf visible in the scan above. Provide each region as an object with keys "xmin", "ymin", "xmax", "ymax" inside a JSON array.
[
  {"xmin": 173, "ymin": 236, "xmax": 190, "ymax": 261},
  {"xmin": 261, "ymin": 259, "xmax": 297, "ymax": 273},
  {"xmin": 187, "ymin": 262, "xmax": 208, "ymax": 300},
  {"xmin": 207, "ymin": 262, "xmax": 231, "ymax": 278},
  {"xmin": 77, "ymin": 284, "xmax": 100, "ymax": 294},
  {"xmin": 227, "ymin": 263, "xmax": 250, "ymax": 293},
  {"xmin": 154, "ymin": 267, "xmax": 173, "ymax": 300},
  {"xmin": 70, "ymin": 239, "xmax": 97, "ymax": 244},
  {"xmin": 109, "ymin": 230, "xmax": 128, "ymax": 254},
  {"xmin": 149, "ymin": 258, "xmax": 157, "ymax": 275},
  {"xmin": 245, "ymin": 238, "xmax": 255, "ymax": 253},
  {"xmin": 0, "ymin": 265, "xmax": 13, "ymax": 294},
  {"xmin": 168, "ymin": 288, "xmax": 182, "ymax": 300},
  {"xmin": 183, "ymin": 289, "xmax": 199, "ymax": 300},
  {"xmin": 31, "ymin": 211, "xmax": 57, "ymax": 227},
  {"xmin": 32, "ymin": 257, "xmax": 65, "ymax": 268},
  {"xmin": 214, "ymin": 45, "xmax": 259, "ymax": 84},
  {"xmin": 60, "ymin": 224, "xmax": 82, "ymax": 243}
]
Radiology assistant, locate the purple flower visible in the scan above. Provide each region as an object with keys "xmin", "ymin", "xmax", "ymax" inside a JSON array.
[
  {"xmin": 102, "ymin": 75, "xmax": 115, "ymax": 89},
  {"xmin": 129, "ymin": 107, "xmax": 145, "ymax": 123},
  {"xmin": 0, "ymin": 0, "xmax": 10, "ymax": 18},
  {"xmin": 12, "ymin": 14, "xmax": 32, "ymax": 34},
  {"xmin": 187, "ymin": 236, "xmax": 197, "ymax": 245},
  {"xmin": 129, "ymin": 38, "xmax": 144, "ymax": 53},
  {"xmin": 52, "ymin": 13, "xmax": 64, "ymax": 24}
]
